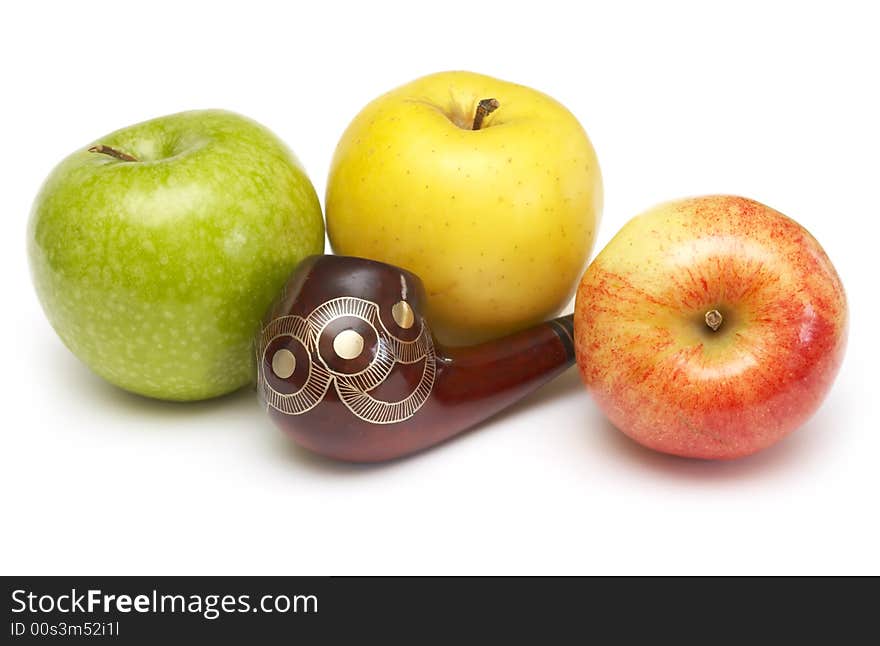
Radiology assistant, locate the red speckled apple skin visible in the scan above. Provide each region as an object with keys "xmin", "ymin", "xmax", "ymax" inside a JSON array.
[{"xmin": 574, "ymin": 195, "xmax": 848, "ymax": 460}]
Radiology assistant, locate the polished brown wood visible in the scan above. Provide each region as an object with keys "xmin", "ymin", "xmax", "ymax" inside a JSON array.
[{"xmin": 256, "ymin": 255, "xmax": 575, "ymax": 462}]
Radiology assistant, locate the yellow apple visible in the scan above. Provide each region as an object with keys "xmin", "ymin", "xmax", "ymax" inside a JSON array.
[{"xmin": 326, "ymin": 71, "xmax": 602, "ymax": 345}]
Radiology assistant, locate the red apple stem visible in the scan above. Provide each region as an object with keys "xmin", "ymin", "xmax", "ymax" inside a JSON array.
[
  {"xmin": 705, "ymin": 309, "xmax": 723, "ymax": 332},
  {"xmin": 88, "ymin": 145, "xmax": 138, "ymax": 162},
  {"xmin": 472, "ymin": 98, "xmax": 500, "ymax": 130}
]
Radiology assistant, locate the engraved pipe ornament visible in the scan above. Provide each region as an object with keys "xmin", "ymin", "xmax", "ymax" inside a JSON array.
[{"xmin": 255, "ymin": 255, "xmax": 576, "ymax": 462}]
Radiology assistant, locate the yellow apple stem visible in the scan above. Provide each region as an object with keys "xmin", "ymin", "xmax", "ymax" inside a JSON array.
[
  {"xmin": 472, "ymin": 98, "xmax": 500, "ymax": 130},
  {"xmin": 88, "ymin": 145, "xmax": 138, "ymax": 162},
  {"xmin": 705, "ymin": 309, "xmax": 723, "ymax": 332}
]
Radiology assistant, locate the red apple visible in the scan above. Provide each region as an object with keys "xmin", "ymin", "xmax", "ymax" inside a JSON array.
[{"xmin": 574, "ymin": 196, "xmax": 847, "ymax": 459}]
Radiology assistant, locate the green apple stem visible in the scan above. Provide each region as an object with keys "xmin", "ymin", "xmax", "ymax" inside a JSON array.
[
  {"xmin": 705, "ymin": 309, "xmax": 723, "ymax": 332},
  {"xmin": 472, "ymin": 98, "xmax": 500, "ymax": 130},
  {"xmin": 88, "ymin": 145, "xmax": 138, "ymax": 162}
]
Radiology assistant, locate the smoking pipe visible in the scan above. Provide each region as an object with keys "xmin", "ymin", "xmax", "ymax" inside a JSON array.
[{"xmin": 256, "ymin": 255, "xmax": 575, "ymax": 462}]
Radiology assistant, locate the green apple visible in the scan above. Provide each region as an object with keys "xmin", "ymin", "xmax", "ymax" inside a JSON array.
[
  {"xmin": 28, "ymin": 110, "xmax": 324, "ymax": 401},
  {"xmin": 327, "ymin": 71, "xmax": 602, "ymax": 346}
]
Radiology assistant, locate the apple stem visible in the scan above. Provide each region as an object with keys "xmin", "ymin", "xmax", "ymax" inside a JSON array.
[
  {"xmin": 88, "ymin": 145, "xmax": 138, "ymax": 162},
  {"xmin": 472, "ymin": 98, "xmax": 500, "ymax": 130},
  {"xmin": 705, "ymin": 309, "xmax": 723, "ymax": 332}
]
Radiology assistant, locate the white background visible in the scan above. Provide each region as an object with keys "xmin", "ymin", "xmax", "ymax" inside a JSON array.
[{"xmin": 1, "ymin": 1, "xmax": 877, "ymax": 575}]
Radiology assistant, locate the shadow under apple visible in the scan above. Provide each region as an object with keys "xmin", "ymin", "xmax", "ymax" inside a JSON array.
[
  {"xmin": 588, "ymin": 401, "xmax": 837, "ymax": 482},
  {"xmin": 46, "ymin": 335, "xmax": 258, "ymax": 423}
]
